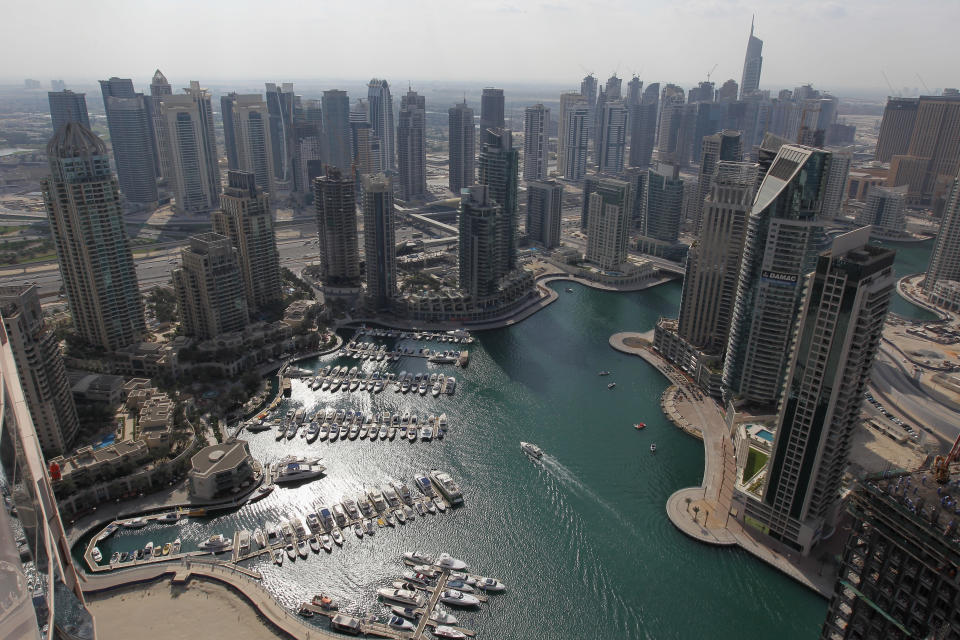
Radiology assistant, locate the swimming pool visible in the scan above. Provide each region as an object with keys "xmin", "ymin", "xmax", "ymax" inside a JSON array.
[{"xmin": 755, "ymin": 429, "xmax": 775, "ymax": 443}]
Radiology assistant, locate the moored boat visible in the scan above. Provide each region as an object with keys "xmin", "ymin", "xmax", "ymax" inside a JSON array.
[{"xmin": 520, "ymin": 441, "xmax": 543, "ymax": 459}]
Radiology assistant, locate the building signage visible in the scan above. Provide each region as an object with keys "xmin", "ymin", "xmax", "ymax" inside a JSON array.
[{"xmin": 761, "ymin": 270, "xmax": 798, "ymax": 286}]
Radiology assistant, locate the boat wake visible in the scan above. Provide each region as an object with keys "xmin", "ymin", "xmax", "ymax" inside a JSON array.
[{"xmin": 539, "ymin": 455, "xmax": 634, "ymax": 531}]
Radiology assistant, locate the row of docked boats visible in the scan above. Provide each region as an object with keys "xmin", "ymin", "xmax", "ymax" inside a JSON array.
[
  {"xmin": 393, "ymin": 370, "xmax": 453, "ymax": 397},
  {"xmin": 102, "ymin": 536, "xmax": 182, "ymax": 566},
  {"xmin": 352, "ymin": 327, "xmax": 474, "ymax": 344},
  {"xmin": 266, "ymin": 407, "xmax": 450, "ymax": 444}
]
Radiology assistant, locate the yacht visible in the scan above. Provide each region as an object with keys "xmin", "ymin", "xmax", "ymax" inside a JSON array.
[
  {"xmin": 339, "ymin": 424, "xmax": 349, "ymax": 440},
  {"xmin": 476, "ymin": 576, "xmax": 507, "ymax": 592},
  {"xmin": 430, "ymin": 470, "xmax": 464, "ymax": 505},
  {"xmin": 123, "ymin": 517, "xmax": 148, "ymax": 529},
  {"xmin": 358, "ymin": 423, "xmax": 369, "ymax": 439},
  {"xmin": 379, "ymin": 424, "xmax": 389, "ymax": 440},
  {"xmin": 285, "ymin": 544, "xmax": 297, "ymax": 561},
  {"xmin": 421, "ymin": 426, "xmax": 433, "ymax": 441},
  {"xmin": 305, "ymin": 422, "xmax": 320, "ymax": 443},
  {"xmin": 331, "ymin": 528, "xmax": 344, "ymax": 546},
  {"xmin": 520, "ymin": 441, "xmax": 543, "ymax": 459},
  {"xmin": 275, "ymin": 424, "xmax": 287, "ymax": 441},
  {"xmin": 359, "ymin": 499, "xmax": 374, "ymax": 518},
  {"xmin": 433, "ymin": 626, "xmax": 469, "ymax": 639},
  {"xmin": 383, "ymin": 511, "xmax": 395, "ymax": 526},
  {"xmin": 414, "ymin": 501, "xmax": 426, "ymax": 517},
  {"xmin": 415, "ymin": 474, "xmax": 435, "ymax": 497},
  {"xmin": 418, "ymin": 380, "xmax": 428, "ymax": 395},
  {"xmin": 445, "ymin": 579, "xmax": 474, "ymax": 593},
  {"xmin": 433, "ymin": 497, "xmax": 447, "ymax": 512},
  {"xmin": 377, "ymin": 588, "xmax": 423, "ymax": 606},
  {"xmin": 286, "ymin": 422, "xmax": 300, "ymax": 440},
  {"xmin": 274, "ymin": 459, "xmax": 326, "ymax": 484},
  {"xmin": 328, "ymin": 424, "xmax": 339, "ymax": 442},
  {"xmin": 318, "ymin": 507, "xmax": 335, "ymax": 530},
  {"xmin": 445, "ymin": 377, "xmax": 456, "ymax": 394},
  {"xmin": 306, "ymin": 513, "xmax": 321, "ymax": 532},
  {"xmin": 342, "ymin": 497, "xmax": 361, "ymax": 520},
  {"xmin": 363, "ymin": 518, "xmax": 375, "ymax": 535},
  {"xmin": 348, "ymin": 423, "xmax": 360, "ymax": 440},
  {"xmin": 320, "ymin": 534, "xmax": 333, "ymax": 552},
  {"xmin": 319, "ymin": 423, "xmax": 329, "ymax": 441},
  {"xmin": 237, "ymin": 530, "xmax": 251, "ymax": 555},
  {"xmin": 402, "ymin": 504, "xmax": 415, "ymax": 520},
  {"xmin": 439, "ymin": 589, "xmax": 479, "ymax": 607},
  {"xmin": 431, "ymin": 380, "xmax": 442, "ymax": 397},
  {"xmin": 367, "ymin": 488, "xmax": 388, "ymax": 512},
  {"xmin": 407, "ymin": 425, "xmax": 418, "ymax": 441},
  {"xmin": 391, "ymin": 480, "xmax": 413, "ymax": 505},
  {"xmin": 383, "ymin": 486, "xmax": 401, "ymax": 507},
  {"xmin": 394, "ymin": 508, "xmax": 406, "ymax": 524},
  {"xmin": 607, "ymin": 382, "xmax": 616, "ymax": 389},
  {"xmin": 296, "ymin": 539, "xmax": 309, "ymax": 559},
  {"xmin": 198, "ymin": 534, "xmax": 233, "ymax": 553},
  {"xmin": 157, "ymin": 511, "xmax": 180, "ymax": 524},
  {"xmin": 332, "ymin": 504, "xmax": 347, "ymax": 527},
  {"xmin": 424, "ymin": 499, "xmax": 436, "ymax": 514},
  {"xmin": 387, "ymin": 616, "xmax": 416, "ymax": 632}
]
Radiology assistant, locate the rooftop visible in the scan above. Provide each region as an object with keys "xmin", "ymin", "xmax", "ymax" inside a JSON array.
[{"xmin": 189, "ymin": 441, "xmax": 251, "ymax": 477}]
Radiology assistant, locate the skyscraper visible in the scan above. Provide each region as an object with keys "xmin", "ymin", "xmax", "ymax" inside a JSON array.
[
  {"xmin": 173, "ymin": 232, "xmax": 249, "ymax": 340},
  {"xmin": 888, "ymin": 94, "xmax": 960, "ymax": 204},
  {"xmin": 322, "ymin": 89, "xmax": 352, "ymax": 173},
  {"xmin": 99, "ymin": 77, "xmax": 159, "ymax": 205},
  {"xmin": 585, "ymin": 177, "xmax": 631, "ymax": 270},
  {"xmin": 637, "ymin": 163, "xmax": 685, "ymax": 247},
  {"xmin": 448, "ymin": 100, "xmax": 476, "ymax": 193},
  {"xmin": 626, "ymin": 76, "xmax": 643, "ymax": 107},
  {"xmin": 221, "ymin": 94, "xmax": 275, "ymax": 194},
  {"xmin": 350, "ymin": 120, "xmax": 382, "ymax": 176},
  {"xmin": 161, "ymin": 81, "xmax": 220, "ymax": 214},
  {"xmin": 522, "ymin": 104, "xmax": 549, "ymax": 181},
  {"xmin": 42, "ymin": 124, "xmax": 145, "ymax": 350},
  {"xmin": 874, "ymin": 97, "xmax": 919, "ymax": 163},
  {"xmin": 581, "ymin": 74, "xmax": 598, "ymax": 145},
  {"xmin": 821, "ymin": 150, "xmax": 851, "ymax": 219},
  {"xmin": 213, "ymin": 170, "xmax": 281, "ymax": 311},
  {"xmin": 367, "ymin": 79, "xmax": 395, "ymax": 171},
  {"xmin": 597, "ymin": 100, "xmax": 628, "ymax": 174},
  {"xmin": 723, "ymin": 145, "xmax": 831, "ymax": 408},
  {"xmin": 923, "ymin": 169, "xmax": 960, "ymax": 294},
  {"xmin": 397, "ymin": 89, "xmax": 427, "ymax": 200},
  {"xmin": 526, "ymin": 180, "xmax": 562, "ymax": 249},
  {"xmin": 743, "ymin": 228, "xmax": 894, "ymax": 553},
  {"xmin": 147, "ymin": 69, "xmax": 173, "ymax": 183},
  {"xmin": 559, "ymin": 101, "xmax": 589, "ymax": 182},
  {"xmin": 855, "ymin": 185, "xmax": 907, "ymax": 235},
  {"xmin": 717, "ymin": 79, "xmax": 739, "ymax": 102},
  {"xmin": 0, "ymin": 284, "xmax": 80, "ymax": 458},
  {"xmin": 480, "ymin": 88, "xmax": 505, "ymax": 133},
  {"xmin": 677, "ymin": 162, "xmax": 758, "ymax": 354},
  {"xmin": 361, "ymin": 173, "xmax": 397, "ymax": 311},
  {"xmin": 314, "ymin": 168, "xmax": 360, "ymax": 287},
  {"xmin": 477, "ymin": 128, "xmax": 520, "ymax": 273},
  {"xmin": 557, "ymin": 92, "xmax": 587, "ymax": 179},
  {"xmin": 459, "ymin": 184, "xmax": 506, "ymax": 299},
  {"xmin": 695, "ymin": 130, "xmax": 742, "ymax": 230},
  {"xmin": 740, "ymin": 17, "xmax": 764, "ymax": 98},
  {"xmin": 47, "ymin": 89, "xmax": 89, "ymax": 134},
  {"xmin": 629, "ymin": 82, "xmax": 660, "ymax": 169},
  {"xmin": 265, "ymin": 82, "xmax": 296, "ymax": 191}
]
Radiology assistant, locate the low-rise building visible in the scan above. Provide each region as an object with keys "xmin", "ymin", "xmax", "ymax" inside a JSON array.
[
  {"xmin": 126, "ymin": 386, "xmax": 175, "ymax": 453},
  {"xmin": 652, "ymin": 318, "xmax": 724, "ymax": 397},
  {"xmin": 187, "ymin": 440, "xmax": 256, "ymax": 500},
  {"xmin": 929, "ymin": 279, "xmax": 960, "ymax": 312},
  {"xmin": 49, "ymin": 439, "xmax": 151, "ymax": 487},
  {"xmin": 283, "ymin": 299, "xmax": 320, "ymax": 331},
  {"xmin": 67, "ymin": 370, "xmax": 124, "ymax": 406}
]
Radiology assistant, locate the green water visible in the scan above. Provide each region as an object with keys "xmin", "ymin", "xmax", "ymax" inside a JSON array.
[
  {"xmin": 87, "ymin": 281, "xmax": 828, "ymax": 639},
  {"xmin": 879, "ymin": 238, "xmax": 937, "ymax": 320}
]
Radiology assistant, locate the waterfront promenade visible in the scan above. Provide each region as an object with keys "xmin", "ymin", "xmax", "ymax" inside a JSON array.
[{"xmin": 609, "ymin": 332, "xmax": 834, "ymax": 597}]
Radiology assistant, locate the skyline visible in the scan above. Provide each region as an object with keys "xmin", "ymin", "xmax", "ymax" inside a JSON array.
[{"xmin": 3, "ymin": 1, "xmax": 959, "ymax": 96}]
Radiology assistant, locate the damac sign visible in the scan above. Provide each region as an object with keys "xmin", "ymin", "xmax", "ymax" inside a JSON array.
[{"xmin": 761, "ymin": 270, "xmax": 798, "ymax": 286}]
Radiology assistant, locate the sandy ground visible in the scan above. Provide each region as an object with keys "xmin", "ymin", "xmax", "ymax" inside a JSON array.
[{"xmin": 87, "ymin": 579, "xmax": 287, "ymax": 640}]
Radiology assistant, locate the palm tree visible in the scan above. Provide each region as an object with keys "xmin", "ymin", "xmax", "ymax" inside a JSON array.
[{"xmin": 692, "ymin": 505, "xmax": 700, "ymax": 523}]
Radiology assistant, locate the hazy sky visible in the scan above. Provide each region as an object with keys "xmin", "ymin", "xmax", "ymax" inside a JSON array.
[{"xmin": 3, "ymin": 0, "xmax": 957, "ymax": 95}]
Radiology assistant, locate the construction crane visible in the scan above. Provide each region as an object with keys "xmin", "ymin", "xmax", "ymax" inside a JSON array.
[
  {"xmin": 706, "ymin": 64, "xmax": 718, "ymax": 83},
  {"xmin": 916, "ymin": 73, "xmax": 931, "ymax": 94},
  {"xmin": 934, "ymin": 433, "xmax": 960, "ymax": 484},
  {"xmin": 880, "ymin": 70, "xmax": 898, "ymax": 97}
]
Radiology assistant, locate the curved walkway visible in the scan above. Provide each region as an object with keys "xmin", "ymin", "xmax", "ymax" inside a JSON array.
[
  {"xmin": 82, "ymin": 559, "xmax": 338, "ymax": 640},
  {"xmin": 896, "ymin": 273, "xmax": 951, "ymax": 321}
]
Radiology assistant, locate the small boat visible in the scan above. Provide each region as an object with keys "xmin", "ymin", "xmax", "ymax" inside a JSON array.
[
  {"xmin": 520, "ymin": 441, "xmax": 543, "ymax": 459},
  {"xmin": 172, "ymin": 538, "xmax": 181, "ymax": 554},
  {"xmin": 273, "ymin": 549, "xmax": 283, "ymax": 565},
  {"xmin": 320, "ymin": 534, "xmax": 333, "ymax": 552},
  {"xmin": 157, "ymin": 512, "xmax": 180, "ymax": 524},
  {"xmin": 384, "ymin": 512, "xmax": 395, "ymax": 526},
  {"xmin": 363, "ymin": 518, "xmax": 375, "ymax": 535},
  {"xmin": 285, "ymin": 544, "xmax": 297, "ymax": 561},
  {"xmin": 153, "ymin": 546, "xmax": 163, "ymax": 558},
  {"xmin": 162, "ymin": 542, "xmax": 171, "ymax": 556},
  {"xmin": 414, "ymin": 501, "xmax": 426, "ymax": 517},
  {"xmin": 297, "ymin": 604, "xmax": 314, "ymax": 618},
  {"xmin": 425, "ymin": 499, "xmax": 437, "ymax": 514},
  {"xmin": 123, "ymin": 517, "xmax": 148, "ymax": 529},
  {"xmin": 253, "ymin": 528, "xmax": 266, "ymax": 549},
  {"xmin": 438, "ymin": 589, "xmax": 479, "ymax": 607},
  {"xmin": 312, "ymin": 594, "xmax": 337, "ymax": 610},
  {"xmin": 476, "ymin": 576, "xmax": 507, "ymax": 592},
  {"xmin": 435, "ymin": 553, "xmax": 468, "ymax": 571},
  {"xmin": 387, "ymin": 616, "xmax": 416, "ymax": 631},
  {"xmin": 91, "ymin": 547, "xmax": 102, "ymax": 563},
  {"xmin": 566, "ymin": 287, "xmax": 574, "ymax": 293},
  {"xmin": 634, "ymin": 422, "xmax": 646, "ymax": 430},
  {"xmin": 143, "ymin": 541, "xmax": 154, "ymax": 556},
  {"xmin": 407, "ymin": 425, "xmax": 417, "ymax": 441},
  {"xmin": 198, "ymin": 534, "xmax": 232, "ymax": 553},
  {"xmin": 109, "ymin": 552, "xmax": 119, "ymax": 564},
  {"xmin": 433, "ymin": 625, "xmax": 469, "ymax": 639},
  {"xmin": 607, "ymin": 382, "xmax": 616, "ymax": 389},
  {"xmin": 446, "ymin": 579, "xmax": 474, "ymax": 592},
  {"xmin": 402, "ymin": 504, "xmax": 415, "ymax": 520},
  {"xmin": 433, "ymin": 497, "xmax": 447, "ymax": 512},
  {"xmin": 331, "ymin": 528, "xmax": 344, "ymax": 546},
  {"xmin": 650, "ymin": 443, "xmax": 657, "ymax": 452},
  {"xmin": 297, "ymin": 539, "xmax": 309, "ymax": 558},
  {"xmin": 394, "ymin": 508, "xmax": 406, "ymax": 524},
  {"xmin": 353, "ymin": 523, "xmax": 364, "ymax": 538},
  {"xmin": 309, "ymin": 536, "xmax": 321, "ymax": 553},
  {"xmin": 598, "ymin": 370, "xmax": 610, "ymax": 376}
]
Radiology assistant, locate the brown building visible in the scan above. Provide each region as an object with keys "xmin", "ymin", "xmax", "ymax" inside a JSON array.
[
  {"xmin": 887, "ymin": 95, "xmax": 960, "ymax": 205},
  {"xmin": 874, "ymin": 97, "xmax": 918, "ymax": 163}
]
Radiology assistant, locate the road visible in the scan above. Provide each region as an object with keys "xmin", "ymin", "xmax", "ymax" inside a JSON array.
[{"xmin": 869, "ymin": 343, "xmax": 960, "ymax": 448}]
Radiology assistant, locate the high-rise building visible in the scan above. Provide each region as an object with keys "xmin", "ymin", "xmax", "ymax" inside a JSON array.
[
  {"xmin": 147, "ymin": 69, "xmax": 173, "ymax": 183},
  {"xmin": 522, "ymin": 104, "xmax": 549, "ymax": 181},
  {"xmin": 889, "ymin": 94, "xmax": 960, "ymax": 204},
  {"xmin": 0, "ymin": 284, "xmax": 79, "ymax": 458},
  {"xmin": 322, "ymin": 89, "xmax": 352, "ymax": 173},
  {"xmin": 0, "ymin": 336, "xmax": 95, "ymax": 640},
  {"xmin": 740, "ymin": 17, "xmax": 764, "ymax": 98},
  {"xmin": 397, "ymin": 89, "xmax": 427, "ymax": 201},
  {"xmin": 629, "ymin": 83, "xmax": 660, "ymax": 169},
  {"xmin": 448, "ymin": 100, "xmax": 475, "ymax": 193},
  {"xmin": 723, "ymin": 145, "xmax": 831, "ymax": 408},
  {"xmin": 367, "ymin": 79, "xmax": 395, "ymax": 171},
  {"xmin": 477, "ymin": 128, "xmax": 519, "ymax": 273},
  {"xmin": 350, "ymin": 120, "xmax": 382, "ymax": 177},
  {"xmin": 265, "ymin": 82, "xmax": 296, "ymax": 191},
  {"xmin": 717, "ymin": 79, "xmax": 739, "ymax": 102},
  {"xmin": 213, "ymin": 171, "xmax": 281, "ymax": 311},
  {"xmin": 43, "ymin": 124, "xmax": 145, "ymax": 350},
  {"xmin": 923, "ymin": 169, "xmax": 960, "ymax": 294},
  {"xmin": 361, "ymin": 173, "xmax": 397, "ymax": 311},
  {"xmin": 314, "ymin": 168, "xmax": 360, "ymax": 287},
  {"xmin": 677, "ymin": 162, "xmax": 758, "ymax": 354},
  {"xmin": 99, "ymin": 77, "xmax": 159, "ymax": 205},
  {"xmin": 459, "ymin": 184, "xmax": 507, "ymax": 299},
  {"xmin": 161, "ymin": 81, "xmax": 220, "ymax": 214},
  {"xmin": 526, "ymin": 180, "xmax": 562, "ymax": 249},
  {"xmin": 626, "ymin": 76, "xmax": 643, "ymax": 107},
  {"xmin": 480, "ymin": 88, "xmax": 505, "ymax": 133},
  {"xmin": 741, "ymin": 228, "xmax": 894, "ymax": 553},
  {"xmin": 173, "ymin": 232, "xmax": 249, "ymax": 340},
  {"xmin": 875, "ymin": 97, "xmax": 919, "ymax": 163},
  {"xmin": 559, "ymin": 101, "xmax": 589, "ymax": 181},
  {"xmin": 581, "ymin": 74, "xmax": 598, "ymax": 143},
  {"xmin": 688, "ymin": 81, "xmax": 716, "ymax": 104},
  {"xmin": 695, "ymin": 130, "xmax": 742, "ymax": 230},
  {"xmin": 47, "ymin": 89, "xmax": 89, "ymax": 134},
  {"xmin": 557, "ymin": 92, "xmax": 587, "ymax": 179},
  {"xmin": 221, "ymin": 94, "xmax": 275, "ymax": 194},
  {"xmin": 50, "ymin": 79, "xmax": 66, "ymax": 92},
  {"xmin": 821, "ymin": 150, "xmax": 851, "ymax": 218},
  {"xmin": 856, "ymin": 185, "xmax": 908, "ymax": 235},
  {"xmin": 585, "ymin": 177, "xmax": 631, "ymax": 270},
  {"xmin": 639, "ymin": 163, "xmax": 684, "ymax": 243},
  {"xmin": 597, "ymin": 100, "xmax": 628, "ymax": 174},
  {"xmin": 820, "ymin": 469, "xmax": 960, "ymax": 639}
]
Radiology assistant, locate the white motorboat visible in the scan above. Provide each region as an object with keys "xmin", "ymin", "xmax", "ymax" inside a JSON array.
[
  {"xmin": 415, "ymin": 474, "xmax": 436, "ymax": 497},
  {"xmin": 433, "ymin": 625, "xmax": 469, "ymax": 639},
  {"xmin": 285, "ymin": 544, "xmax": 297, "ymax": 561},
  {"xmin": 424, "ymin": 499, "xmax": 437, "ymax": 514},
  {"xmin": 332, "ymin": 504, "xmax": 347, "ymax": 526},
  {"xmin": 445, "ymin": 578, "xmax": 474, "ymax": 592},
  {"xmin": 433, "ymin": 497, "xmax": 447, "ymax": 512},
  {"xmin": 394, "ymin": 508, "xmax": 406, "ymax": 524},
  {"xmin": 435, "ymin": 553, "xmax": 468, "ymax": 571},
  {"xmin": 253, "ymin": 528, "xmax": 266, "ymax": 549},
  {"xmin": 377, "ymin": 588, "xmax": 423, "ymax": 606},
  {"xmin": 320, "ymin": 534, "xmax": 333, "ymax": 552},
  {"xmin": 157, "ymin": 511, "xmax": 180, "ymax": 524},
  {"xmin": 331, "ymin": 528, "xmax": 344, "ymax": 546},
  {"xmin": 438, "ymin": 589, "xmax": 479, "ymax": 607},
  {"xmin": 273, "ymin": 549, "xmax": 283, "ymax": 565},
  {"xmin": 414, "ymin": 501, "xmax": 426, "ymax": 517},
  {"xmin": 430, "ymin": 470, "xmax": 464, "ymax": 505},
  {"xmin": 122, "ymin": 517, "xmax": 148, "ymax": 529},
  {"xmin": 391, "ymin": 480, "xmax": 413, "ymax": 505},
  {"xmin": 309, "ymin": 536, "xmax": 321, "ymax": 553},
  {"xmin": 387, "ymin": 616, "xmax": 416, "ymax": 631},
  {"xmin": 342, "ymin": 498, "xmax": 361, "ymax": 520},
  {"xmin": 198, "ymin": 534, "xmax": 233, "ymax": 553},
  {"xmin": 274, "ymin": 459, "xmax": 326, "ymax": 484},
  {"xmin": 363, "ymin": 518, "xmax": 375, "ymax": 535},
  {"xmin": 402, "ymin": 570, "xmax": 434, "ymax": 586},
  {"xmin": 421, "ymin": 426, "xmax": 433, "ymax": 441},
  {"xmin": 520, "ymin": 441, "xmax": 543, "ymax": 459},
  {"xmin": 476, "ymin": 576, "xmax": 507, "ymax": 592},
  {"xmin": 171, "ymin": 538, "xmax": 181, "ymax": 554},
  {"xmin": 297, "ymin": 539, "xmax": 309, "ymax": 559},
  {"xmin": 91, "ymin": 547, "xmax": 102, "ymax": 563},
  {"xmin": 650, "ymin": 443, "xmax": 657, "ymax": 453},
  {"xmin": 402, "ymin": 504, "xmax": 415, "ymax": 520}
]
